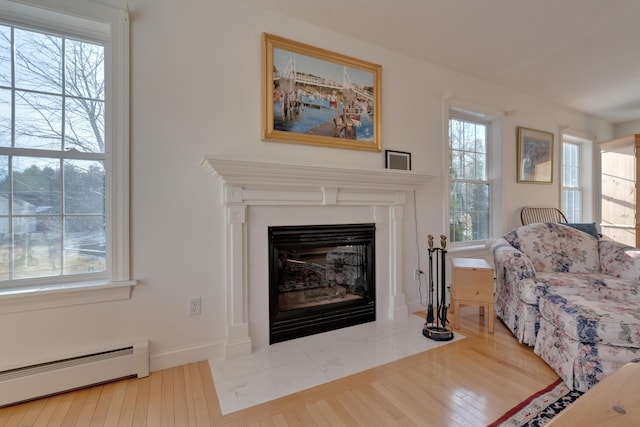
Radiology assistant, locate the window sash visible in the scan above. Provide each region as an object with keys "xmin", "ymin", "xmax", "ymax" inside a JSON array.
[
  {"xmin": 448, "ymin": 114, "xmax": 491, "ymax": 243},
  {"xmin": 562, "ymin": 141, "xmax": 582, "ymax": 223}
]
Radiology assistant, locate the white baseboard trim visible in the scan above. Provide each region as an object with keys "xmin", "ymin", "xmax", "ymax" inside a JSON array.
[{"xmin": 149, "ymin": 340, "xmax": 225, "ymax": 372}]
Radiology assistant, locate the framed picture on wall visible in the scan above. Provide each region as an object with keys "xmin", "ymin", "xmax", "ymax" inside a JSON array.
[
  {"xmin": 517, "ymin": 126, "xmax": 554, "ymax": 183},
  {"xmin": 262, "ymin": 33, "xmax": 382, "ymax": 152},
  {"xmin": 385, "ymin": 150, "xmax": 411, "ymax": 170}
]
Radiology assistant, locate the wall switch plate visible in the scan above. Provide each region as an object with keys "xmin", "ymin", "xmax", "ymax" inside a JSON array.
[{"xmin": 188, "ymin": 296, "xmax": 201, "ymax": 316}]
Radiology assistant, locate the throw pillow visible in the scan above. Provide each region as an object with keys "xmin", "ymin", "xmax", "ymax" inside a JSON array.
[{"xmin": 565, "ymin": 222, "xmax": 600, "ymax": 239}]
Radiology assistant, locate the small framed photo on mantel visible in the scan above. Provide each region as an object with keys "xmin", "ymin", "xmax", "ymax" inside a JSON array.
[{"xmin": 385, "ymin": 150, "xmax": 411, "ymax": 171}]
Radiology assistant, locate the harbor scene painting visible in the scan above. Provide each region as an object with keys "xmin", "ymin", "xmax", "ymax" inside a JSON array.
[{"xmin": 262, "ymin": 33, "xmax": 382, "ymax": 152}]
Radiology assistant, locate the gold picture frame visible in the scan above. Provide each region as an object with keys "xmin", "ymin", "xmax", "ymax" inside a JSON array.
[
  {"xmin": 262, "ymin": 33, "xmax": 382, "ymax": 152},
  {"xmin": 517, "ymin": 126, "xmax": 554, "ymax": 184}
]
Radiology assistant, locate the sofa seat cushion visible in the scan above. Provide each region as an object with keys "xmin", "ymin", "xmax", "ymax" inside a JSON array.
[
  {"xmin": 538, "ymin": 293, "xmax": 640, "ymax": 347},
  {"xmin": 534, "ymin": 317, "xmax": 640, "ymax": 391},
  {"xmin": 503, "ymin": 223, "xmax": 599, "ymax": 274},
  {"xmin": 536, "ymin": 272, "xmax": 640, "ymax": 301}
]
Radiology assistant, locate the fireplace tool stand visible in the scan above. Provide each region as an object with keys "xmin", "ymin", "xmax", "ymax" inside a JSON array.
[{"xmin": 422, "ymin": 234, "xmax": 454, "ymax": 341}]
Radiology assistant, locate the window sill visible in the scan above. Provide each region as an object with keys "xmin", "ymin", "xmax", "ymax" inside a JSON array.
[
  {"xmin": 0, "ymin": 279, "xmax": 137, "ymax": 314},
  {"xmin": 448, "ymin": 242, "xmax": 490, "ymax": 255}
]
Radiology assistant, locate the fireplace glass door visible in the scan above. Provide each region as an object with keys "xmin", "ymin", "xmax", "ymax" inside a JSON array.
[{"xmin": 269, "ymin": 223, "xmax": 375, "ymax": 344}]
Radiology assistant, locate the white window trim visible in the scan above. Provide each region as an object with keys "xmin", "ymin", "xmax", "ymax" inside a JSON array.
[{"xmin": 0, "ymin": 0, "xmax": 134, "ymax": 312}]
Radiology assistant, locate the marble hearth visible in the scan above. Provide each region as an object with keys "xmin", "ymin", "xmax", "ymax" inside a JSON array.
[{"xmin": 202, "ymin": 155, "xmax": 433, "ymax": 358}]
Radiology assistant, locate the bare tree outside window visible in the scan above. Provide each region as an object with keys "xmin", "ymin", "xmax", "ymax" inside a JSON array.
[{"xmin": 0, "ymin": 24, "xmax": 106, "ymax": 282}]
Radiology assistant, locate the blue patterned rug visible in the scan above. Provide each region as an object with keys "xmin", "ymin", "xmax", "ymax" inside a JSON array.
[{"xmin": 488, "ymin": 378, "xmax": 583, "ymax": 426}]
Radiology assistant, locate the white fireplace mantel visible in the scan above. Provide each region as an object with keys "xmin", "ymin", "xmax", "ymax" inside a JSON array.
[
  {"xmin": 202, "ymin": 155, "xmax": 434, "ymax": 190},
  {"xmin": 202, "ymin": 155, "xmax": 434, "ymax": 358}
]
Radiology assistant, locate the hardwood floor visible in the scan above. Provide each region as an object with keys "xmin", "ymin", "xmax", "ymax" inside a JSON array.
[{"xmin": 0, "ymin": 308, "xmax": 558, "ymax": 426}]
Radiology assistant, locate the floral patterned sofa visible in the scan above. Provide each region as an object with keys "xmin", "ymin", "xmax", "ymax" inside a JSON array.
[{"xmin": 488, "ymin": 222, "xmax": 640, "ymax": 391}]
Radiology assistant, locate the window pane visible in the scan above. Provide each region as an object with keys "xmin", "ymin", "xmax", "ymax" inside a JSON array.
[
  {"xmin": 0, "ymin": 25, "xmax": 10, "ymax": 87},
  {"xmin": 450, "ymin": 119, "xmax": 462, "ymax": 150},
  {"xmin": 64, "ymin": 98, "xmax": 105, "ymax": 153},
  {"xmin": 449, "ymin": 181, "xmax": 490, "ymax": 242},
  {"xmin": 563, "ymin": 189, "xmax": 582, "ymax": 223},
  {"xmin": 14, "ymin": 91, "xmax": 63, "ymax": 150},
  {"xmin": 12, "ymin": 216, "xmax": 61, "ymax": 279},
  {"xmin": 0, "ymin": 88, "xmax": 10, "ymax": 147},
  {"xmin": 65, "ymin": 39, "xmax": 104, "ymax": 100},
  {"xmin": 14, "ymin": 29, "xmax": 62, "ymax": 93},
  {"xmin": 64, "ymin": 160, "xmax": 105, "ymax": 214},
  {"xmin": 450, "ymin": 149, "xmax": 462, "ymax": 179},
  {"xmin": 13, "ymin": 156, "xmax": 61, "ymax": 215},
  {"xmin": 0, "ymin": 217, "xmax": 8, "ymax": 280},
  {"xmin": 0, "ymin": 155, "xmax": 7, "ymax": 215},
  {"xmin": 64, "ymin": 215, "xmax": 105, "ymax": 274},
  {"xmin": 64, "ymin": 39, "xmax": 105, "ymax": 153},
  {"xmin": 463, "ymin": 152, "xmax": 475, "ymax": 179}
]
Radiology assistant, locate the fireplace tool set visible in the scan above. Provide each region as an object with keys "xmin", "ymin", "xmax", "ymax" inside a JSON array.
[{"xmin": 422, "ymin": 234, "xmax": 454, "ymax": 341}]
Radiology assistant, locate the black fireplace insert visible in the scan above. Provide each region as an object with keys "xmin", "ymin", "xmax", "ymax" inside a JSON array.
[{"xmin": 268, "ymin": 223, "xmax": 376, "ymax": 344}]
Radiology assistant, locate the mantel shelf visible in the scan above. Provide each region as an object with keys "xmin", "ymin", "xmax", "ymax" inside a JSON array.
[{"xmin": 201, "ymin": 155, "xmax": 434, "ymax": 191}]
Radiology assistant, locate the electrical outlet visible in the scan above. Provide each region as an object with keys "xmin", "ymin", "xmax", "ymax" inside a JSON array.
[
  {"xmin": 188, "ymin": 296, "xmax": 201, "ymax": 316},
  {"xmin": 414, "ymin": 268, "xmax": 421, "ymax": 281}
]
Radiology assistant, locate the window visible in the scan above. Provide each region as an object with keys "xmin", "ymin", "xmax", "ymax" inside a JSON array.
[
  {"xmin": 448, "ymin": 112, "xmax": 490, "ymax": 243},
  {"xmin": 561, "ymin": 132, "xmax": 594, "ymax": 223},
  {"xmin": 562, "ymin": 142, "xmax": 581, "ymax": 222},
  {"xmin": 0, "ymin": 1, "xmax": 131, "ymax": 306}
]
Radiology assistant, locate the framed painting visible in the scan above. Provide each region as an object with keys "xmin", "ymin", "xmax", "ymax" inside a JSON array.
[
  {"xmin": 262, "ymin": 33, "xmax": 382, "ymax": 152},
  {"xmin": 517, "ymin": 126, "xmax": 554, "ymax": 183},
  {"xmin": 385, "ymin": 150, "xmax": 411, "ymax": 170}
]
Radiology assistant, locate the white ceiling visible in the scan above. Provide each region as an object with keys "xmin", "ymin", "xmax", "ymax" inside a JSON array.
[{"xmin": 249, "ymin": 0, "xmax": 640, "ymax": 124}]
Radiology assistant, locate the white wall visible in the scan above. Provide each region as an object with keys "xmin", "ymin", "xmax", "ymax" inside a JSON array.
[
  {"xmin": 1, "ymin": 1, "xmax": 614, "ymax": 371},
  {"xmin": 616, "ymin": 119, "xmax": 640, "ymax": 137}
]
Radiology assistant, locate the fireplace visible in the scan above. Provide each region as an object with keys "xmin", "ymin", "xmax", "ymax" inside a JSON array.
[
  {"xmin": 201, "ymin": 155, "xmax": 433, "ymax": 358},
  {"xmin": 269, "ymin": 223, "xmax": 376, "ymax": 343}
]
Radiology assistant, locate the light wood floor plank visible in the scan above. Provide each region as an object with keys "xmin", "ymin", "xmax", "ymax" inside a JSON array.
[
  {"xmin": 318, "ymin": 395, "xmax": 358, "ymax": 426},
  {"xmin": 103, "ymin": 380, "xmax": 128, "ymax": 427},
  {"xmin": 0, "ymin": 403, "xmax": 22, "ymax": 427},
  {"xmin": 43, "ymin": 391, "xmax": 75, "ymax": 427},
  {"xmin": 76, "ymin": 386, "xmax": 104, "ymax": 426},
  {"xmin": 11, "ymin": 393, "xmax": 47, "ymax": 426},
  {"xmin": 60, "ymin": 387, "xmax": 91, "ymax": 426},
  {"xmin": 117, "ymin": 377, "xmax": 140, "ymax": 427},
  {"xmin": 0, "ymin": 308, "xmax": 558, "ymax": 426},
  {"xmin": 33, "ymin": 394, "xmax": 64, "ymax": 426},
  {"xmin": 130, "ymin": 375, "xmax": 150, "ymax": 427},
  {"xmin": 145, "ymin": 367, "xmax": 163, "ymax": 427}
]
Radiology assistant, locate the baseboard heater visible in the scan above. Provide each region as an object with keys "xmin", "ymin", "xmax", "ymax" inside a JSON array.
[{"xmin": 0, "ymin": 340, "xmax": 149, "ymax": 407}]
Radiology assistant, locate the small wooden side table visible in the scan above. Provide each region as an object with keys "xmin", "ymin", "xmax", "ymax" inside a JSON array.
[{"xmin": 450, "ymin": 258, "xmax": 494, "ymax": 333}]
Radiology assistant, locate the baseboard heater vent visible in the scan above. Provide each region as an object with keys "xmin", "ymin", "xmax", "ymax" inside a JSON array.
[{"xmin": 0, "ymin": 340, "xmax": 149, "ymax": 407}]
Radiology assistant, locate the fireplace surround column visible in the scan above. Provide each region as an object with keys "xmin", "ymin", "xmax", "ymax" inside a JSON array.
[
  {"xmin": 224, "ymin": 204, "xmax": 251, "ymax": 358},
  {"xmin": 388, "ymin": 205, "xmax": 409, "ymax": 320}
]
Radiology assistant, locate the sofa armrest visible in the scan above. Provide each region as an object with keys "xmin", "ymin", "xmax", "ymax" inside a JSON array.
[
  {"xmin": 599, "ymin": 239, "xmax": 640, "ymax": 281},
  {"xmin": 488, "ymin": 237, "xmax": 536, "ymax": 280},
  {"xmin": 487, "ymin": 237, "xmax": 539, "ymax": 306}
]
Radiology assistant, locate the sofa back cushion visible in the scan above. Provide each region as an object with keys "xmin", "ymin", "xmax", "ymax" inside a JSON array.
[
  {"xmin": 599, "ymin": 239, "xmax": 640, "ymax": 280},
  {"xmin": 503, "ymin": 223, "xmax": 599, "ymax": 273}
]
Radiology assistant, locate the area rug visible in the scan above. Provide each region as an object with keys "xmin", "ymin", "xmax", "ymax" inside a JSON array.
[{"xmin": 488, "ymin": 378, "xmax": 583, "ymax": 426}]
